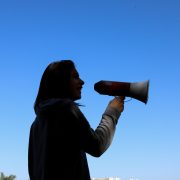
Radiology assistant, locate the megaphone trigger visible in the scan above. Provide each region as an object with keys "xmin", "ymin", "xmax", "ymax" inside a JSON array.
[{"xmin": 124, "ymin": 97, "xmax": 132, "ymax": 103}]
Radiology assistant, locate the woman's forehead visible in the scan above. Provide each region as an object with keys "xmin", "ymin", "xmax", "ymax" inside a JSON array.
[{"xmin": 71, "ymin": 68, "xmax": 79, "ymax": 75}]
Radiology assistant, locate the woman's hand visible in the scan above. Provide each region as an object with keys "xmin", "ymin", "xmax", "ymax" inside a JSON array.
[{"xmin": 109, "ymin": 96, "xmax": 125, "ymax": 113}]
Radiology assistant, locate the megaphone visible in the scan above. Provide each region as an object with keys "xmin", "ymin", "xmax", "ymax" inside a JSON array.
[{"xmin": 94, "ymin": 80, "xmax": 149, "ymax": 104}]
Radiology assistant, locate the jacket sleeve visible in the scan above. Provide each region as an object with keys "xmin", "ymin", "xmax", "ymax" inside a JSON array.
[{"xmin": 70, "ymin": 102, "xmax": 122, "ymax": 157}]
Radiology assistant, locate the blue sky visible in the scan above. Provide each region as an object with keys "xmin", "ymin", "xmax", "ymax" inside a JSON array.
[{"xmin": 0, "ymin": 0, "xmax": 180, "ymax": 180}]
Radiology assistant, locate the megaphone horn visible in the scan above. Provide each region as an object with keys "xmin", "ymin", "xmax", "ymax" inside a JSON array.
[{"xmin": 94, "ymin": 80, "xmax": 149, "ymax": 104}]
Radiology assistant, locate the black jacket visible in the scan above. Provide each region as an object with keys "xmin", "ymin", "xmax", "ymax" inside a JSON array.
[{"xmin": 28, "ymin": 98, "xmax": 121, "ymax": 180}]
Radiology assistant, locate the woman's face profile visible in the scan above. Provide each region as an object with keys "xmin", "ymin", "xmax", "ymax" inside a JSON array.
[{"xmin": 69, "ymin": 68, "xmax": 84, "ymax": 100}]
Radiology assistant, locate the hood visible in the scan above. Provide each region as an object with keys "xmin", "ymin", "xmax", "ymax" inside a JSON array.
[{"xmin": 35, "ymin": 98, "xmax": 73, "ymax": 116}]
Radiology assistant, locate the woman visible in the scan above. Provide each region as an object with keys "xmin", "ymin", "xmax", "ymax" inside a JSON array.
[{"xmin": 28, "ymin": 60, "xmax": 125, "ymax": 180}]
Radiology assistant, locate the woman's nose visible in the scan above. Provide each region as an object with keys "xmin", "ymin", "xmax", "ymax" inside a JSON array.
[{"xmin": 80, "ymin": 79, "xmax": 84, "ymax": 85}]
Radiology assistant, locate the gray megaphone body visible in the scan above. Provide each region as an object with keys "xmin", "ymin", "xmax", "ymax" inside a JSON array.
[{"xmin": 94, "ymin": 80, "xmax": 149, "ymax": 104}]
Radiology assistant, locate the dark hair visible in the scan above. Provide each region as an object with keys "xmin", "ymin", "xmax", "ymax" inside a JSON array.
[{"xmin": 34, "ymin": 60, "xmax": 75, "ymax": 112}]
